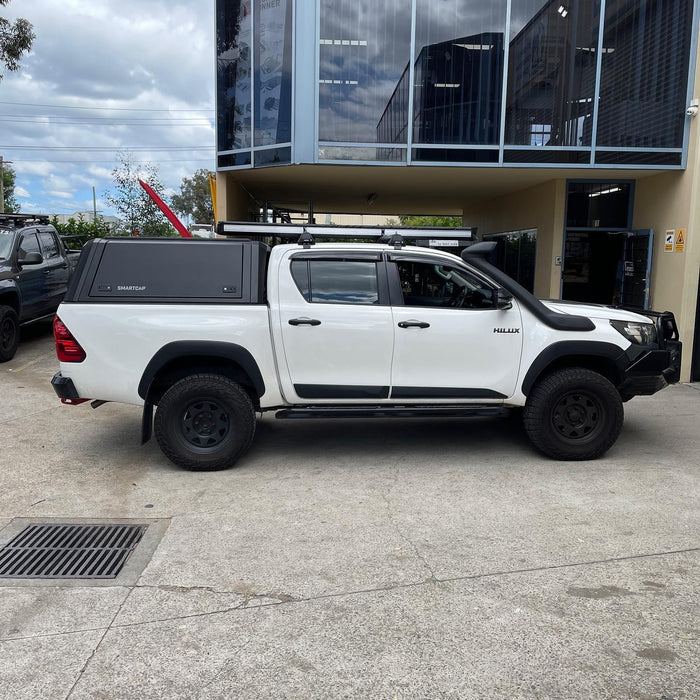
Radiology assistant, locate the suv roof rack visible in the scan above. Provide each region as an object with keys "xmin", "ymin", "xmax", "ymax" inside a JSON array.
[
  {"xmin": 0, "ymin": 213, "xmax": 51, "ymax": 228},
  {"xmin": 216, "ymin": 221, "xmax": 474, "ymax": 249}
]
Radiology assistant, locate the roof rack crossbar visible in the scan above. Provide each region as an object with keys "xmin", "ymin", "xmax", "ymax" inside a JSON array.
[{"xmin": 0, "ymin": 213, "xmax": 50, "ymax": 227}]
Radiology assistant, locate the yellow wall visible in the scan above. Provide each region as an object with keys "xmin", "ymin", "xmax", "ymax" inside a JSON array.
[
  {"xmin": 216, "ymin": 173, "xmax": 256, "ymax": 222},
  {"xmin": 462, "ymin": 178, "xmax": 566, "ymax": 298}
]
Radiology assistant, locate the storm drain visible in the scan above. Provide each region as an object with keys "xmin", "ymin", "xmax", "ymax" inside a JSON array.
[{"xmin": 0, "ymin": 523, "xmax": 146, "ymax": 579}]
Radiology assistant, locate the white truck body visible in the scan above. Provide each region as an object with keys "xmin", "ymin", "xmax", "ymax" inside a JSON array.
[{"xmin": 51, "ymin": 234, "xmax": 681, "ymax": 468}]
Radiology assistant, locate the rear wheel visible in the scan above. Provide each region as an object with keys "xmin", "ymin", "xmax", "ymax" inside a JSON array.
[
  {"xmin": 0, "ymin": 306, "xmax": 20, "ymax": 362},
  {"xmin": 154, "ymin": 374, "xmax": 256, "ymax": 471},
  {"xmin": 523, "ymin": 368, "xmax": 623, "ymax": 460}
]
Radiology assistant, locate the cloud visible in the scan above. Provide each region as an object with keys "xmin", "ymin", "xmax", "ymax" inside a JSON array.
[
  {"xmin": 15, "ymin": 186, "xmax": 31, "ymax": 198},
  {"xmin": 1, "ymin": 0, "xmax": 215, "ymax": 215}
]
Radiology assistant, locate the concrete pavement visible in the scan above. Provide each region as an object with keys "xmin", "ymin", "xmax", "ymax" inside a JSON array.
[{"xmin": 0, "ymin": 322, "xmax": 698, "ymax": 699}]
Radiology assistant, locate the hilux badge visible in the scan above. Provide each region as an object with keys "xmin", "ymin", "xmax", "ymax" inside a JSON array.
[{"xmin": 493, "ymin": 327, "xmax": 520, "ymax": 334}]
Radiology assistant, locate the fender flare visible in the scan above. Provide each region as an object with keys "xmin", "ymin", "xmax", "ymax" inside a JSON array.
[
  {"xmin": 138, "ymin": 340, "xmax": 266, "ymax": 401},
  {"xmin": 521, "ymin": 341, "xmax": 628, "ymax": 396},
  {"xmin": 0, "ymin": 280, "xmax": 21, "ymax": 313}
]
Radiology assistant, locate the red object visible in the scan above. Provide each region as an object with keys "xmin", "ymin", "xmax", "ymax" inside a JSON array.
[
  {"xmin": 138, "ymin": 179, "xmax": 192, "ymax": 238},
  {"xmin": 54, "ymin": 316, "xmax": 86, "ymax": 362}
]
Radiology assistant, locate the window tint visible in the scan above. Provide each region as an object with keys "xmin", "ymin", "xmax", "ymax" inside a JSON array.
[
  {"xmin": 19, "ymin": 232, "xmax": 41, "ymax": 257},
  {"xmin": 290, "ymin": 260, "xmax": 310, "ymax": 301},
  {"xmin": 39, "ymin": 231, "xmax": 59, "ymax": 259},
  {"xmin": 291, "ymin": 260, "xmax": 379, "ymax": 305},
  {"xmin": 396, "ymin": 260, "xmax": 494, "ymax": 309}
]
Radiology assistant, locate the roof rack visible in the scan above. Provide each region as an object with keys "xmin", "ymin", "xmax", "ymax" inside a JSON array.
[
  {"xmin": 216, "ymin": 221, "xmax": 474, "ymax": 249},
  {"xmin": 0, "ymin": 213, "xmax": 51, "ymax": 228}
]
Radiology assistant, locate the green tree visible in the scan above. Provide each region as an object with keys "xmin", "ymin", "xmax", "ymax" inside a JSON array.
[
  {"xmin": 2, "ymin": 163, "xmax": 18, "ymax": 212},
  {"xmin": 50, "ymin": 214, "xmax": 112, "ymax": 248},
  {"xmin": 387, "ymin": 215, "xmax": 463, "ymax": 228},
  {"xmin": 0, "ymin": 0, "xmax": 34, "ymax": 80},
  {"xmin": 104, "ymin": 151, "xmax": 176, "ymax": 237},
  {"xmin": 170, "ymin": 168, "xmax": 214, "ymax": 225}
]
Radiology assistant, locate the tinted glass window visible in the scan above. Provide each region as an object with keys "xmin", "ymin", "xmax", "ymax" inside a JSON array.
[
  {"xmin": 217, "ymin": 0, "xmax": 252, "ymax": 150},
  {"xmin": 413, "ymin": 0, "xmax": 507, "ymax": 146},
  {"xmin": 396, "ymin": 260, "xmax": 494, "ymax": 309},
  {"xmin": 292, "ymin": 260, "xmax": 379, "ymax": 304},
  {"xmin": 254, "ymin": 0, "xmax": 293, "ymax": 146},
  {"xmin": 596, "ymin": 0, "xmax": 693, "ymax": 149},
  {"xmin": 290, "ymin": 260, "xmax": 310, "ymax": 300},
  {"xmin": 506, "ymin": 0, "xmax": 600, "ymax": 147},
  {"xmin": 19, "ymin": 232, "xmax": 40, "ymax": 257},
  {"xmin": 319, "ymin": 0, "xmax": 412, "ymax": 142},
  {"xmin": 39, "ymin": 231, "xmax": 59, "ymax": 259}
]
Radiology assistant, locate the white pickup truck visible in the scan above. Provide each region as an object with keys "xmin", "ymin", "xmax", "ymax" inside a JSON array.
[{"xmin": 51, "ymin": 226, "xmax": 681, "ymax": 470}]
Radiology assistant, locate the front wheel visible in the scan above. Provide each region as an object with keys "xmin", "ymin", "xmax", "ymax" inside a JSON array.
[
  {"xmin": 154, "ymin": 374, "xmax": 256, "ymax": 471},
  {"xmin": 523, "ymin": 368, "xmax": 623, "ymax": 461},
  {"xmin": 0, "ymin": 306, "xmax": 20, "ymax": 362}
]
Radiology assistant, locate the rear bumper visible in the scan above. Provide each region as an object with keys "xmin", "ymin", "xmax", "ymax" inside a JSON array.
[{"xmin": 51, "ymin": 372, "xmax": 80, "ymax": 400}]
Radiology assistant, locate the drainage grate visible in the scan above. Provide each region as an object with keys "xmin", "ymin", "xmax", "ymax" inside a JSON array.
[{"xmin": 0, "ymin": 523, "xmax": 147, "ymax": 579}]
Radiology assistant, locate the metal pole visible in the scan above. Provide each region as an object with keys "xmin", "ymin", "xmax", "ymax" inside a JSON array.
[
  {"xmin": 0, "ymin": 156, "xmax": 4, "ymax": 214},
  {"xmin": 92, "ymin": 186, "xmax": 97, "ymax": 221}
]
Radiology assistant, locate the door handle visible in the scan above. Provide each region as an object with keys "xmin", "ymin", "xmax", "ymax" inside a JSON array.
[
  {"xmin": 398, "ymin": 320, "xmax": 430, "ymax": 329},
  {"xmin": 288, "ymin": 317, "xmax": 321, "ymax": 326}
]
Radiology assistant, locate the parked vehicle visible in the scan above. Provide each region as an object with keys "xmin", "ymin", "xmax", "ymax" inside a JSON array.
[
  {"xmin": 51, "ymin": 224, "xmax": 681, "ymax": 469},
  {"xmin": 0, "ymin": 214, "xmax": 81, "ymax": 361}
]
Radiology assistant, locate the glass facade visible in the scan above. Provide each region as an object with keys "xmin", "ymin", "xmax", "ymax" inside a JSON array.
[
  {"xmin": 217, "ymin": 0, "xmax": 293, "ymax": 167},
  {"xmin": 217, "ymin": 0, "xmax": 697, "ymax": 170}
]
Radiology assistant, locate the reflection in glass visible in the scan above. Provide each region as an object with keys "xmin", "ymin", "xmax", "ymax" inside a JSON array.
[
  {"xmin": 319, "ymin": 0, "xmax": 412, "ymax": 142},
  {"xmin": 255, "ymin": 147, "xmax": 291, "ymax": 167},
  {"xmin": 319, "ymin": 146, "xmax": 406, "ymax": 162},
  {"xmin": 484, "ymin": 229, "xmax": 537, "ymax": 292},
  {"xmin": 596, "ymin": 0, "xmax": 693, "ymax": 149},
  {"xmin": 217, "ymin": 0, "xmax": 252, "ymax": 151},
  {"xmin": 506, "ymin": 0, "xmax": 600, "ymax": 147},
  {"xmin": 412, "ymin": 0, "xmax": 507, "ymax": 145},
  {"xmin": 254, "ymin": 0, "xmax": 293, "ymax": 146},
  {"xmin": 310, "ymin": 261, "xmax": 379, "ymax": 304}
]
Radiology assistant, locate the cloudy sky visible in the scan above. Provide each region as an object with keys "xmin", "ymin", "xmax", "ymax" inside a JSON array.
[{"xmin": 1, "ymin": 0, "xmax": 215, "ymax": 217}]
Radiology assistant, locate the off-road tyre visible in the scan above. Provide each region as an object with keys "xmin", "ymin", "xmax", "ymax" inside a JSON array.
[
  {"xmin": 154, "ymin": 374, "xmax": 256, "ymax": 471},
  {"xmin": 0, "ymin": 306, "xmax": 20, "ymax": 362},
  {"xmin": 523, "ymin": 367, "xmax": 623, "ymax": 461}
]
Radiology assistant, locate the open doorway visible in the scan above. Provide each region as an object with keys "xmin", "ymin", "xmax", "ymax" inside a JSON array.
[
  {"xmin": 562, "ymin": 230, "xmax": 652, "ymax": 308},
  {"xmin": 562, "ymin": 181, "xmax": 652, "ymax": 309}
]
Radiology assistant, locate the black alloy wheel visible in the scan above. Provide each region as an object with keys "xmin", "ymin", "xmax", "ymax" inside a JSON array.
[
  {"xmin": 550, "ymin": 390, "xmax": 604, "ymax": 443},
  {"xmin": 180, "ymin": 398, "xmax": 231, "ymax": 449}
]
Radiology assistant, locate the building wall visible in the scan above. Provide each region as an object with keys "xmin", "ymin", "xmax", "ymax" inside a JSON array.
[
  {"xmin": 632, "ymin": 50, "xmax": 700, "ymax": 381},
  {"xmin": 462, "ymin": 179, "xmax": 566, "ymax": 299}
]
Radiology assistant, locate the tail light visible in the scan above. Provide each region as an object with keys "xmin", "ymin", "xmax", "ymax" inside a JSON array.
[{"xmin": 54, "ymin": 316, "xmax": 86, "ymax": 362}]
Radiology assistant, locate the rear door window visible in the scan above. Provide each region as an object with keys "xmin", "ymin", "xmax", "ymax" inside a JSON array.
[{"xmin": 291, "ymin": 259, "xmax": 380, "ymax": 305}]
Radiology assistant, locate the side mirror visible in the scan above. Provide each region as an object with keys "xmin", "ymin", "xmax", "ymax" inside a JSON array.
[
  {"xmin": 18, "ymin": 251, "xmax": 43, "ymax": 266},
  {"xmin": 496, "ymin": 288, "xmax": 513, "ymax": 310}
]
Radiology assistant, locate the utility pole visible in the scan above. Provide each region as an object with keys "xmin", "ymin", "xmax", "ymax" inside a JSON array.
[
  {"xmin": 92, "ymin": 186, "xmax": 97, "ymax": 221},
  {"xmin": 0, "ymin": 157, "xmax": 13, "ymax": 214}
]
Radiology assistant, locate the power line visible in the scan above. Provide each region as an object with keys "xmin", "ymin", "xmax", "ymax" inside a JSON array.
[
  {"xmin": 11, "ymin": 158, "xmax": 215, "ymax": 164},
  {"xmin": 0, "ymin": 100, "xmax": 214, "ymax": 113},
  {"xmin": 0, "ymin": 118, "xmax": 214, "ymax": 127},
  {"xmin": 0, "ymin": 114, "xmax": 213, "ymax": 123}
]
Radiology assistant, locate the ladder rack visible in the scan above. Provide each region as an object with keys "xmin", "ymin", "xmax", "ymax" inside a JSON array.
[{"xmin": 216, "ymin": 221, "xmax": 474, "ymax": 248}]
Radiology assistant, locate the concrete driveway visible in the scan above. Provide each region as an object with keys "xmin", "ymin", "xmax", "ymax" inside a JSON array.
[{"xmin": 1, "ymin": 323, "xmax": 699, "ymax": 699}]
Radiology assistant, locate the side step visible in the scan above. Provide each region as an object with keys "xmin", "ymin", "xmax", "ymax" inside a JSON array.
[{"xmin": 275, "ymin": 405, "xmax": 510, "ymax": 420}]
